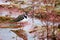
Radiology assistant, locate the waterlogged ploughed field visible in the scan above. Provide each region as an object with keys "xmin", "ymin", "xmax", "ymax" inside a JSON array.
[{"xmin": 0, "ymin": 0, "xmax": 60, "ymax": 40}]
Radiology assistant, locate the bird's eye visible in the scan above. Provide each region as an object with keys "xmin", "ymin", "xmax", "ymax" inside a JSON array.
[{"xmin": 24, "ymin": 15, "xmax": 27, "ymax": 18}]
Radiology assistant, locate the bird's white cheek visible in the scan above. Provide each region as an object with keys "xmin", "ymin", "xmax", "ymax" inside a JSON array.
[{"xmin": 20, "ymin": 18, "xmax": 28, "ymax": 22}]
